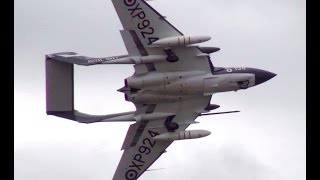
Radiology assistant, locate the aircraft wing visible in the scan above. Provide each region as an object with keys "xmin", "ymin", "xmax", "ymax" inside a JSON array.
[
  {"xmin": 113, "ymin": 96, "xmax": 211, "ymax": 180},
  {"xmin": 111, "ymin": 0, "xmax": 215, "ymax": 74},
  {"xmin": 110, "ymin": 1, "xmax": 215, "ymax": 179}
]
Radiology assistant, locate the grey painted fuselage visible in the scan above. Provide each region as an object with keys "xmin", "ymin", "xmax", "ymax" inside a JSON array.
[{"xmin": 120, "ymin": 67, "xmax": 276, "ymax": 104}]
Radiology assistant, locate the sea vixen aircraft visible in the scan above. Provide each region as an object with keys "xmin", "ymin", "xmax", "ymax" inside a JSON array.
[{"xmin": 45, "ymin": 0, "xmax": 276, "ymax": 179}]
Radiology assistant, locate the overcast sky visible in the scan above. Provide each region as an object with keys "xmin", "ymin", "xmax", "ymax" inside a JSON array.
[{"xmin": 14, "ymin": 0, "xmax": 305, "ymax": 180}]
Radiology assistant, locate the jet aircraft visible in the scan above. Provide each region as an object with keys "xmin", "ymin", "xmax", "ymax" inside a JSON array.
[{"xmin": 45, "ymin": 0, "xmax": 276, "ymax": 179}]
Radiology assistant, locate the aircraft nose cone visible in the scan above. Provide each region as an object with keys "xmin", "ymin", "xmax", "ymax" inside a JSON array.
[{"xmin": 254, "ymin": 69, "xmax": 277, "ymax": 85}]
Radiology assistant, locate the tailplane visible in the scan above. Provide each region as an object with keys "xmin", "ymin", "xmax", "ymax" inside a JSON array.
[{"xmin": 45, "ymin": 54, "xmax": 135, "ymax": 123}]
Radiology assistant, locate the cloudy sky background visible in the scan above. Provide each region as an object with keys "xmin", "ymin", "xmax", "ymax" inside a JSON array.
[{"xmin": 14, "ymin": 0, "xmax": 305, "ymax": 179}]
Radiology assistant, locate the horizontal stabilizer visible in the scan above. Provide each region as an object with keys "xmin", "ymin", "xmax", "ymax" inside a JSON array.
[{"xmin": 46, "ymin": 57, "xmax": 74, "ymax": 112}]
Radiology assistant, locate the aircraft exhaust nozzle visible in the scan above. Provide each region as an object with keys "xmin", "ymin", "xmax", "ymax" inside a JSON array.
[
  {"xmin": 152, "ymin": 35, "xmax": 211, "ymax": 46},
  {"xmin": 153, "ymin": 130, "xmax": 211, "ymax": 141}
]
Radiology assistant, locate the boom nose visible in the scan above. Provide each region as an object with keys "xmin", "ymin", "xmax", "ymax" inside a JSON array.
[{"xmin": 254, "ymin": 69, "xmax": 277, "ymax": 85}]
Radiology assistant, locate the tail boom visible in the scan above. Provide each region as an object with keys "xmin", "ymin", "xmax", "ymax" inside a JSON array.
[{"xmin": 45, "ymin": 55, "xmax": 135, "ymax": 123}]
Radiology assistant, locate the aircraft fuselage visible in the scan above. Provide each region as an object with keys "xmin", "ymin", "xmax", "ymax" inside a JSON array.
[{"xmin": 120, "ymin": 67, "xmax": 276, "ymax": 104}]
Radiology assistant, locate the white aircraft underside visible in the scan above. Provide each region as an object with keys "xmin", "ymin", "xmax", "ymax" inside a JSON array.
[{"xmin": 45, "ymin": 0, "xmax": 276, "ymax": 179}]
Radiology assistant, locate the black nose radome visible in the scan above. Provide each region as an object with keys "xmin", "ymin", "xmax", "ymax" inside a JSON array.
[{"xmin": 254, "ymin": 69, "xmax": 277, "ymax": 85}]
